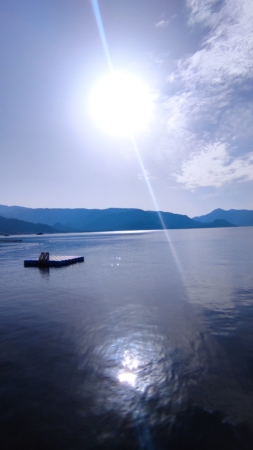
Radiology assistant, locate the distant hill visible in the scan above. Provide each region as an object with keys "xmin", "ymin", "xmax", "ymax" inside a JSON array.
[
  {"xmin": 193, "ymin": 209, "xmax": 253, "ymax": 226},
  {"xmin": 77, "ymin": 209, "xmax": 201, "ymax": 231},
  {"xmin": 0, "ymin": 215, "xmax": 59, "ymax": 235},
  {"xmin": 199, "ymin": 219, "xmax": 236, "ymax": 228},
  {"xmin": 0, "ymin": 205, "xmax": 236, "ymax": 233}
]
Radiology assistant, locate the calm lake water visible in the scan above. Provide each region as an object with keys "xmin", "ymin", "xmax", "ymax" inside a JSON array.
[{"xmin": 0, "ymin": 228, "xmax": 253, "ymax": 449}]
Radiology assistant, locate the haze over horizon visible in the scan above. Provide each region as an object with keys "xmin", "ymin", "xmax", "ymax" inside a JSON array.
[{"xmin": 1, "ymin": 0, "xmax": 253, "ymax": 216}]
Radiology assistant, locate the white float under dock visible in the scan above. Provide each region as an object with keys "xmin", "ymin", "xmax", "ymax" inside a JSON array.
[{"xmin": 24, "ymin": 255, "xmax": 84, "ymax": 267}]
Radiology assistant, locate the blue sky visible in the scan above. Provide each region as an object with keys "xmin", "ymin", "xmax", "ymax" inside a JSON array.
[{"xmin": 1, "ymin": 0, "xmax": 253, "ymax": 216}]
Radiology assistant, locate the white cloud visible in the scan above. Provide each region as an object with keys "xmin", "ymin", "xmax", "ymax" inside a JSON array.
[
  {"xmin": 174, "ymin": 142, "xmax": 253, "ymax": 189},
  {"xmin": 173, "ymin": 0, "xmax": 253, "ymax": 92},
  {"xmin": 155, "ymin": 15, "xmax": 177, "ymax": 28},
  {"xmin": 155, "ymin": 19, "xmax": 170, "ymax": 28},
  {"xmin": 163, "ymin": 0, "xmax": 253, "ymax": 189},
  {"xmin": 186, "ymin": 0, "xmax": 222, "ymax": 26}
]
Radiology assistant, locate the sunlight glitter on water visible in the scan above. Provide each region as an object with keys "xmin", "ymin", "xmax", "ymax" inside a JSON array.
[
  {"xmin": 118, "ymin": 350, "xmax": 139, "ymax": 386},
  {"xmin": 118, "ymin": 371, "xmax": 137, "ymax": 386}
]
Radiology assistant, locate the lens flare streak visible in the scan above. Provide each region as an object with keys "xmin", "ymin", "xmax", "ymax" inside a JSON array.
[
  {"xmin": 90, "ymin": 0, "xmax": 113, "ymax": 72},
  {"xmin": 90, "ymin": 0, "xmax": 184, "ymax": 281}
]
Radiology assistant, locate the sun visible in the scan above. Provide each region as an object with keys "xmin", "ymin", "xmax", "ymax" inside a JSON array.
[{"xmin": 89, "ymin": 71, "xmax": 153, "ymax": 137}]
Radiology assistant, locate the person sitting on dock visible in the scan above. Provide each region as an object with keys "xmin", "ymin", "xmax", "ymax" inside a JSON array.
[{"xmin": 38, "ymin": 252, "xmax": 49, "ymax": 266}]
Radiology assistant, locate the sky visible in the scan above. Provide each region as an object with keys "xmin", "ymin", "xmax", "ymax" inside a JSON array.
[{"xmin": 1, "ymin": 0, "xmax": 253, "ymax": 216}]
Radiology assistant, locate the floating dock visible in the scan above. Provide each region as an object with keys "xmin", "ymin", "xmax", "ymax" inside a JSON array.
[{"xmin": 24, "ymin": 255, "xmax": 84, "ymax": 267}]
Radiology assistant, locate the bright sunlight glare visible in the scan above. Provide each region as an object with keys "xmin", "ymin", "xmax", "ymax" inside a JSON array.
[{"xmin": 89, "ymin": 71, "xmax": 153, "ymax": 137}]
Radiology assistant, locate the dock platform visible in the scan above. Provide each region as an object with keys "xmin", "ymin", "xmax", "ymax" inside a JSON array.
[{"xmin": 24, "ymin": 255, "xmax": 84, "ymax": 267}]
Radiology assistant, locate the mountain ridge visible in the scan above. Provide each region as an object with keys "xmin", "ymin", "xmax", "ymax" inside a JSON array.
[
  {"xmin": 193, "ymin": 208, "xmax": 253, "ymax": 226},
  {"xmin": 0, "ymin": 215, "xmax": 59, "ymax": 235},
  {"xmin": 0, "ymin": 205, "xmax": 238, "ymax": 234}
]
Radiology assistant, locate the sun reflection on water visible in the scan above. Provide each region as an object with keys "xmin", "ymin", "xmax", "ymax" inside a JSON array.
[
  {"xmin": 118, "ymin": 371, "xmax": 137, "ymax": 386},
  {"xmin": 118, "ymin": 350, "xmax": 139, "ymax": 387}
]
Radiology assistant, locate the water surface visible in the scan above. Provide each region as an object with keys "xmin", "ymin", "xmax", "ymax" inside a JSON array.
[{"xmin": 0, "ymin": 228, "xmax": 253, "ymax": 449}]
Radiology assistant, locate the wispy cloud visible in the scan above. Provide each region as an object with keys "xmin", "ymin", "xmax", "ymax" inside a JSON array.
[
  {"xmin": 163, "ymin": 0, "xmax": 253, "ymax": 190},
  {"xmin": 186, "ymin": 0, "xmax": 223, "ymax": 26},
  {"xmin": 178, "ymin": 3, "xmax": 253, "ymax": 88},
  {"xmin": 155, "ymin": 15, "xmax": 176, "ymax": 28},
  {"xmin": 174, "ymin": 142, "xmax": 253, "ymax": 189},
  {"xmin": 155, "ymin": 19, "xmax": 170, "ymax": 28}
]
